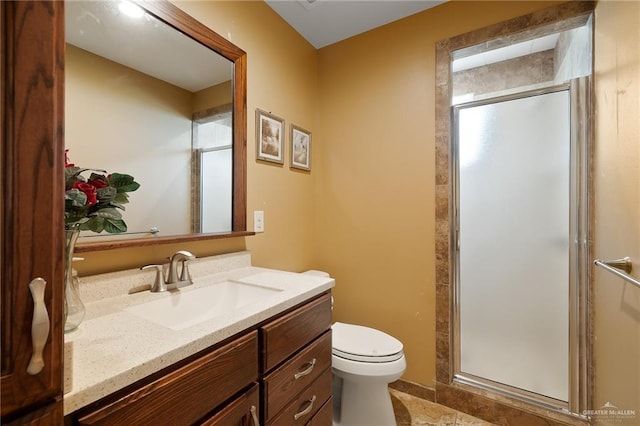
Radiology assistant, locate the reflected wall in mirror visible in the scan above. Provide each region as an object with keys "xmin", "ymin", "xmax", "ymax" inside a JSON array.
[{"xmin": 65, "ymin": 0, "xmax": 248, "ymax": 250}]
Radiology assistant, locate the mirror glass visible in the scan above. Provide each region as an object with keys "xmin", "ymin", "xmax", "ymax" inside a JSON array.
[{"xmin": 65, "ymin": 0, "xmax": 237, "ymax": 242}]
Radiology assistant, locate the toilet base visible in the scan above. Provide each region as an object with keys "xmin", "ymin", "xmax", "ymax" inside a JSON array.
[{"xmin": 333, "ymin": 376, "xmax": 396, "ymax": 426}]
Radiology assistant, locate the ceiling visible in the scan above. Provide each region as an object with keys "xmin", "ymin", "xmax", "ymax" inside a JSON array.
[{"xmin": 264, "ymin": 0, "xmax": 446, "ymax": 49}]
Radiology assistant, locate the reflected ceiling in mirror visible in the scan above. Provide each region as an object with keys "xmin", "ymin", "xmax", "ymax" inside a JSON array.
[
  {"xmin": 66, "ymin": 1, "xmax": 231, "ymax": 92},
  {"xmin": 64, "ymin": 1, "xmax": 249, "ymax": 251}
]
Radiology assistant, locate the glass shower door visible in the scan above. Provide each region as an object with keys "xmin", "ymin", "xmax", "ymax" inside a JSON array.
[{"xmin": 454, "ymin": 88, "xmax": 571, "ymax": 402}]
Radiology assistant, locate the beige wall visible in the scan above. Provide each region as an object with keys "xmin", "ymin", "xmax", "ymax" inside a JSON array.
[
  {"xmin": 193, "ymin": 80, "xmax": 232, "ymax": 113},
  {"xmin": 593, "ymin": 0, "xmax": 640, "ymax": 420},
  {"xmin": 315, "ymin": 0, "xmax": 562, "ymax": 386}
]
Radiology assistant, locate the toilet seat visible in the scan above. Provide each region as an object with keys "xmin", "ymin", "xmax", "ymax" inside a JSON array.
[{"xmin": 332, "ymin": 322, "xmax": 404, "ymax": 363}]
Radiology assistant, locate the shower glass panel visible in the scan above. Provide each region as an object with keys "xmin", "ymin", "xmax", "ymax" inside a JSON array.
[
  {"xmin": 456, "ymin": 89, "xmax": 570, "ymax": 402},
  {"xmin": 193, "ymin": 111, "xmax": 233, "ymax": 233},
  {"xmin": 201, "ymin": 148, "xmax": 232, "ymax": 233}
]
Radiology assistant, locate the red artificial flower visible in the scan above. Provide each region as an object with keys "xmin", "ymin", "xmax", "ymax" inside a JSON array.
[
  {"xmin": 72, "ymin": 181, "xmax": 97, "ymax": 206},
  {"xmin": 88, "ymin": 178, "xmax": 108, "ymax": 189},
  {"xmin": 64, "ymin": 150, "xmax": 140, "ymax": 233}
]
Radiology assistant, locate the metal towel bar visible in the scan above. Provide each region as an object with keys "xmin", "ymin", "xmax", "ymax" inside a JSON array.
[
  {"xmin": 81, "ymin": 227, "xmax": 160, "ymax": 238},
  {"xmin": 594, "ymin": 257, "xmax": 640, "ymax": 289}
]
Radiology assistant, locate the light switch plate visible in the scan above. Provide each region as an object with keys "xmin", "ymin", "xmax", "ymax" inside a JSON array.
[{"xmin": 254, "ymin": 211, "xmax": 264, "ymax": 233}]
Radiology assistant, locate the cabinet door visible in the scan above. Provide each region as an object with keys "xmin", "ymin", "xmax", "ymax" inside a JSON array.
[
  {"xmin": 1, "ymin": 0, "xmax": 65, "ymax": 422},
  {"xmin": 201, "ymin": 384, "xmax": 260, "ymax": 426},
  {"xmin": 3, "ymin": 403, "xmax": 64, "ymax": 426}
]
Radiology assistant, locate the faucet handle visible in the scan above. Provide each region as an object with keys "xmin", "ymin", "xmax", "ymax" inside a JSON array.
[
  {"xmin": 179, "ymin": 259, "xmax": 193, "ymax": 283},
  {"xmin": 175, "ymin": 251, "xmax": 196, "ymax": 283},
  {"xmin": 167, "ymin": 251, "xmax": 196, "ymax": 284},
  {"xmin": 141, "ymin": 264, "xmax": 165, "ymax": 292},
  {"xmin": 170, "ymin": 250, "xmax": 196, "ymax": 283}
]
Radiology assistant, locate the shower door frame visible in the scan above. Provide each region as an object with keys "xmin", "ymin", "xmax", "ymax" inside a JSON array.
[{"xmin": 450, "ymin": 79, "xmax": 591, "ymax": 415}]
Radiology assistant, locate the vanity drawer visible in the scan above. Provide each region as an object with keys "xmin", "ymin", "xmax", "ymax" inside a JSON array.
[
  {"xmin": 200, "ymin": 383, "xmax": 259, "ymax": 426},
  {"xmin": 307, "ymin": 396, "xmax": 333, "ymax": 426},
  {"xmin": 266, "ymin": 368, "xmax": 332, "ymax": 426},
  {"xmin": 263, "ymin": 331, "xmax": 332, "ymax": 421},
  {"xmin": 76, "ymin": 331, "xmax": 258, "ymax": 426},
  {"xmin": 261, "ymin": 293, "xmax": 332, "ymax": 372}
]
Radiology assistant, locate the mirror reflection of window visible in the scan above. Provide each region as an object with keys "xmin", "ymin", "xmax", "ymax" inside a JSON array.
[{"xmin": 192, "ymin": 108, "xmax": 233, "ymax": 234}]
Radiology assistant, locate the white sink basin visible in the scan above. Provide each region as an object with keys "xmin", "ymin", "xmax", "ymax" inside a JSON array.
[{"xmin": 124, "ymin": 280, "xmax": 283, "ymax": 330}]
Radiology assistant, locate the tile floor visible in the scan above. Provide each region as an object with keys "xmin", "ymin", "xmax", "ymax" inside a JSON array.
[{"xmin": 390, "ymin": 389, "xmax": 495, "ymax": 426}]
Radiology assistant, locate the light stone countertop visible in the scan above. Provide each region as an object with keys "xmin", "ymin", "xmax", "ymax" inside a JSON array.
[{"xmin": 63, "ymin": 251, "xmax": 334, "ymax": 415}]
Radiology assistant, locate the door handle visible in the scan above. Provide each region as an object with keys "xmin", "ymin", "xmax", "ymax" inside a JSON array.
[
  {"xmin": 27, "ymin": 277, "xmax": 50, "ymax": 375},
  {"xmin": 250, "ymin": 405, "xmax": 259, "ymax": 426}
]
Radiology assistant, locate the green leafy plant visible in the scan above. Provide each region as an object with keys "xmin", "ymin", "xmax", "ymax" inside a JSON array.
[{"xmin": 64, "ymin": 151, "xmax": 140, "ymax": 233}]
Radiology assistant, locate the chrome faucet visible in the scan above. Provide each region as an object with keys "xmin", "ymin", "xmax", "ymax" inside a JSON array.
[{"xmin": 140, "ymin": 250, "xmax": 196, "ymax": 292}]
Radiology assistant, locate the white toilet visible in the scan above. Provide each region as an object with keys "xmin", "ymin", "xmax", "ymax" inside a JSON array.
[
  {"xmin": 331, "ymin": 321, "xmax": 406, "ymax": 426},
  {"xmin": 300, "ymin": 271, "xmax": 406, "ymax": 425}
]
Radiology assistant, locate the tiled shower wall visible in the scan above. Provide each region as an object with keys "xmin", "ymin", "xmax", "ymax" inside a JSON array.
[{"xmin": 452, "ymin": 50, "xmax": 555, "ymax": 99}]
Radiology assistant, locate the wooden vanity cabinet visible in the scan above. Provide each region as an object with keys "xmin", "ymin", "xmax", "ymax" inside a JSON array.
[
  {"xmin": 74, "ymin": 332, "xmax": 259, "ymax": 426},
  {"xmin": 260, "ymin": 293, "xmax": 333, "ymax": 425}
]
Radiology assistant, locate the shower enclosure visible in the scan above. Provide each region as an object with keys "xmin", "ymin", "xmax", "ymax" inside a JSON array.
[{"xmin": 443, "ymin": 9, "xmax": 593, "ymax": 416}]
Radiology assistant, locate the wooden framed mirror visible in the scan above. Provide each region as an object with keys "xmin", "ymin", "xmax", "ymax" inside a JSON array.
[{"xmin": 69, "ymin": 0, "xmax": 250, "ymax": 253}]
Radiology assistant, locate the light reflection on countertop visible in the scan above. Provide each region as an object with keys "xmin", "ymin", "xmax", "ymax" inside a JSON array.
[{"xmin": 63, "ymin": 251, "xmax": 334, "ymax": 415}]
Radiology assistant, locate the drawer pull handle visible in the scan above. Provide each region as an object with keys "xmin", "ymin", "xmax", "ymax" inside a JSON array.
[
  {"xmin": 27, "ymin": 278, "xmax": 50, "ymax": 375},
  {"xmin": 294, "ymin": 358, "xmax": 317, "ymax": 379},
  {"xmin": 293, "ymin": 395, "xmax": 316, "ymax": 421},
  {"xmin": 250, "ymin": 405, "xmax": 259, "ymax": 426}
]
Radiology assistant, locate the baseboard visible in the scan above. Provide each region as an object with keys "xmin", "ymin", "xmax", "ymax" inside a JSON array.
[
  {"xmin": 436, "ymin": 381, "xmax": 590, "ymax": 426},
  {"xmin": 389, "ymin": 379, "xmax": 436, "ymax": 402}
]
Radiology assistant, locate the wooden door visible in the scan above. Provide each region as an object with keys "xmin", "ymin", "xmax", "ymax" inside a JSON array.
[{"xmin": 1, "ymin": 1, "xmax": 65, "ymax": 422}]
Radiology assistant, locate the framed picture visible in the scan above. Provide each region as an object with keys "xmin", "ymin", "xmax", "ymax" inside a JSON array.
[
  {"xmin": 256, "ymin": 109, "xmax": 284, "ymax": 164},
  {"xmin": 290, "ymin": 124, "xmax": 311, "ymax": 171}
]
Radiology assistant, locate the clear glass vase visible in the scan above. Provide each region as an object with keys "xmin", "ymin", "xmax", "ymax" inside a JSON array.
[{"xmin": 64, "ymin": 229, "xmax": 86, "ymax": 332}]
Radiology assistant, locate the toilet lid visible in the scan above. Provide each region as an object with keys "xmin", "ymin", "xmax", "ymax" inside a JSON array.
[{"xmin": 332, "ymin": 322, "xmax": 404, "ymax": 363}]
